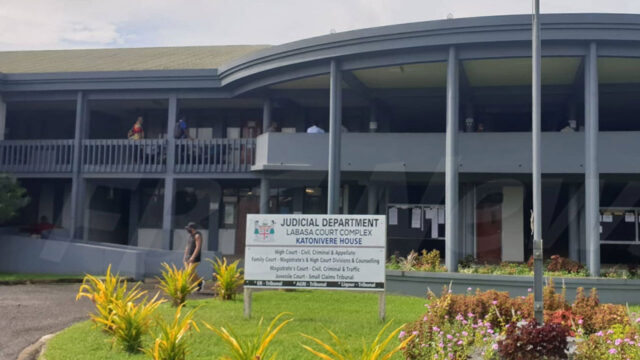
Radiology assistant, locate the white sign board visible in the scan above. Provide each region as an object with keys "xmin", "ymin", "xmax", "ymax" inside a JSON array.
[{"xmin": 244, "ymin": 214, "xmax": 386, "ymax": 291}]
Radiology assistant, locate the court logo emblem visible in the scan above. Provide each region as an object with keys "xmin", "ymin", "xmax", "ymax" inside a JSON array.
[{"xmin": 254, "ymin": 220, "xmax": 276, "ymax": 242}]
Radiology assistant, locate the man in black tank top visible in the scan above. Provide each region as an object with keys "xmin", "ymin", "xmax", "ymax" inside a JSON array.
[{"xmin": 183, "ymin": 222, "xmax": 204, "ymax": 290}]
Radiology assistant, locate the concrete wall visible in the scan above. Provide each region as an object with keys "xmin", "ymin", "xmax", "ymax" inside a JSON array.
[
  {"xmin": 0, "ymin": 235, "xmax": 219, "ymax": 280},
  {"xmin": 386, "ymin": 270, "xmax": 640, "ymax": 304},
  {"xmin": 254, "ymin": 131, "xmax": 640, "ymax": 174}
]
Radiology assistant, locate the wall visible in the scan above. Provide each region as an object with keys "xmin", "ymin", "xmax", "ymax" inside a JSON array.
[
  {"xmin": 0, "ymin": 235, "xmax": 218, "ymax": 280},
  {"xmin": 254, "ymin": 131, "xmax": 640, "ymax": 174}
]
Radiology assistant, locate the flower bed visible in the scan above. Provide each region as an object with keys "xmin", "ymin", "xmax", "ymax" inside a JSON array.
[{"xmin": 402, "ymin": 282, "xmax": 640, "ymax": 359}]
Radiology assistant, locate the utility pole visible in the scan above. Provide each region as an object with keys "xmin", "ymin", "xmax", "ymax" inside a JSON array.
[{"xmin": 531, "ymin": 0, "xmax": 544, "ymax": 324}]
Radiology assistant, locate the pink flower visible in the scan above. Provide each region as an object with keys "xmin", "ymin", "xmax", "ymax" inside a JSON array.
[
  {"xmin": 412, "ymin": 331, "xmax": 419, "ymax": 335},
  {"xmin": 492, "ymin": 300, "xmax": 498, "ymax": 305},
  {"xmin": 636, "ymin": 317, "xmax": 640, "ymax": 323},
  {"xmin": 457, "ymin": 340, "xmax": 464, "ymax": 345},
  {"xmin": 447, "ymin": 334, "xmax": 453, "ymax": 340},
  {"xmin": 433, "ymin": 326, "xmax": 440, "ymax": 332},
  {"xmin": 615, "ymin": 339, "xmax": 623, "ymax": 346},
  {"xmin": 423, "ymin": 316, "xmax": 428, "ymax": 321},
  {"xmin": 467, "ymin": 287, "xmax": 473, "ymax": 291},
  {"xmin": 462, "ymin": 331, "xmax": 469, "ymax": 337},
  {"xmin": 527, "ymin": 288, "xmax": 532, "ymax": 292},
  {"xmin": 398, "ymin": 331, "xmax": 406, "ymax": 339},
  {"xmin": 607, "ymin": 330, "xmax": 615, "ymax": 335},
  {"xmin": 596, "ymin": 331, "xmax": 604, "ymax": 337},
  {"xmin": 578, "ymin": 319, "xmax": 583, "ymax": 325},
  {"xmin": 492, "ymin": 343, "xmax": 499, "ymax": 350},
  {"xmin": 609, "ymin": 348, "xmax": 617, "ymax": 354},
  {"xmin": 468, "ymin": 312, "xmax": 474, "ymax": 318}
]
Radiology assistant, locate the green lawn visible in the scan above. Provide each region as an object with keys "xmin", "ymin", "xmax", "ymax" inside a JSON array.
[
  {"xmin": 0, "ymin": 272, "xmax": 84, "ymax": 283},
  {"xmin": 44, "ymin": 290, "xmax": 427, "ymax": 360}
]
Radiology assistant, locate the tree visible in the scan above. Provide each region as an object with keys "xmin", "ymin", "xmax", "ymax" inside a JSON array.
[{"xmin": 0, "ymin": 175, "xmax": 29, "ymax": 224}]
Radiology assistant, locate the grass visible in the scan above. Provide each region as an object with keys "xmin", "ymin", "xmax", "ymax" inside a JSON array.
[
  {"xmin": 0, "ymin": 272, "xmax": 84, "ymax": 283},
  {"xmin": 44, "ymin": 290, "xmax": 427, "ymax": 360}
]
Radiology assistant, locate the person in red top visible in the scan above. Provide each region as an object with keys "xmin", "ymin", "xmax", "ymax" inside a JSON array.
[{"xmin": 128, "ymin": 116, "xmax": 145, "ymax": 140}]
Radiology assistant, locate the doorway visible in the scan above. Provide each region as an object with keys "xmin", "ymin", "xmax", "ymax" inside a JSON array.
[
  {"xmin": 476, "ymin": 202, "xmax": 502, "ymax": 263},
  {"xmin": 235, "ymin": 194, "xmax": 259, "ymax": 255}
]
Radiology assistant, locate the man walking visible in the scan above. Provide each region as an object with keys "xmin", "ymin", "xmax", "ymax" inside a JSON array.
[{"xmin": 183, "ymin": 222, "xmax": 204, "ymax": 290}]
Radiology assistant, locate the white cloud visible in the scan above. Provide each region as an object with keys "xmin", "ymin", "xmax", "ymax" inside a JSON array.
[{"xmin": 0, "ymin": 0, "xmax": 639, "ymax": 50}]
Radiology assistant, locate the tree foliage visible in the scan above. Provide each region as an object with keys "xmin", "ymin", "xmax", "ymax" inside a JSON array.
[{"xmin": 0, "ymin": 175, "xmax": 29, "ymax": 224}]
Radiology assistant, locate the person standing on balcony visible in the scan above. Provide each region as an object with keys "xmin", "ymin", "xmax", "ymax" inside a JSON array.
[
  {"xmin": 128, "ymin": 116, "xmax": 145, "ymax": 140},
  {"xmin": 184, "ymin": 222, "xmax": 204, "ymax": 291},
  {"xmin": 174, "ymin": 116, "xmax": 192, "ymax": 140}
]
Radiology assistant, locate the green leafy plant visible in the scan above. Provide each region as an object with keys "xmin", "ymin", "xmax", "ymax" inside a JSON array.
[
  {"xmin": 99, "ymin": 292, "xmax": 165, "ymax": 353},
  {"xmin": 145, "ymin": 305, "xmax": 199, "ymax": 360},
  {"xmin": 301, "ymin": 321, "xmax": 415, "ymax": 360},
  {"xmin": 76, "ymin": 264, "xmax": 144, "ymax": 333},
  {"xmin": 204, "ymin": 312, "xmax": 292, "ymax": 360},
  {"xmin": 157, "ymin": 262, "xmax": 199, "ymax": 307},
  {"xmin": 0, "ymin": 175, "xmax": 29, "ymax": 224},
  {"xmin": 207, "ymin": 257, "xmax": 244, "ymax": 300}
]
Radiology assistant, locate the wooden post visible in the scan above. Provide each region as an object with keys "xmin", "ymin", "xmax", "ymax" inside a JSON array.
[{"xmin": 244, "ymin": 288, "xmax": 252, "ymax": 319}]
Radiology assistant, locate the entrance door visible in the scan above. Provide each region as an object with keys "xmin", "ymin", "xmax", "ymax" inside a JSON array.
[
  {"xmin": 235, "ymin": 195, "xmax": 259, "ymax": 256},
  {"xmin": 476, "ymin": 203, "xmax": 502, "ymax": 263}
]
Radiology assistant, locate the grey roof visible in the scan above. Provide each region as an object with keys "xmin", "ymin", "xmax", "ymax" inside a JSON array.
[{"xmin": 0, "ymin": 45, "xmax": 270, "ymax": 74}]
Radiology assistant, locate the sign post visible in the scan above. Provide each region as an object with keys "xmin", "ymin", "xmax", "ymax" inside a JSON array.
[{"xmin": 243, "ymin": 214, "xmax": 387, "ymax": 320}]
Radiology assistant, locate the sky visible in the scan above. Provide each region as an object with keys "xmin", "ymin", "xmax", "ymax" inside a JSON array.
[{"xmin": 0, "ymin": 0, "xmax": 639, "ymax": 51}]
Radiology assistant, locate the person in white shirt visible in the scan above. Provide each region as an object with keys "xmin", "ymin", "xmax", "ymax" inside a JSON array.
[{"xmin": 306, "ymin": 124, "xmax": 325, "ymax": 133}]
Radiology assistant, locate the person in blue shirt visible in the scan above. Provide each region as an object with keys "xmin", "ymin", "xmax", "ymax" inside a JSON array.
[{"xmin": 174, "ymin": 116, "xmax": 192, "ymax": 139}]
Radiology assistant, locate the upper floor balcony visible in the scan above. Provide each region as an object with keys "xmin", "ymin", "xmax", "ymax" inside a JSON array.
[
  {"xmin": 253, "ymin": 131, "xmax": 640, "ymax": 174},
  {"xmin": 0, "ymin": 138, "xmax": 256, "ymax": 175}
]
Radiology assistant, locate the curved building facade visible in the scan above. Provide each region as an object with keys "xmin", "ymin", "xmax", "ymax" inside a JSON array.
[{"xmin": 1, "ymin": 13, "xmax": 639, "ymax": 275}]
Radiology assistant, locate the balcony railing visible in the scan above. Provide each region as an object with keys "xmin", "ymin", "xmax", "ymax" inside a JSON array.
[
  {"xmin": 0, "ymin": 140, "xmax": 74, "ymax": 173},
  {"xmin": 175, "ymin": 138, "xmax": 256, "ymax": 173},
  {"xmin": 82, "ymin": 139, "xmax": 167, "ymax": 173}
]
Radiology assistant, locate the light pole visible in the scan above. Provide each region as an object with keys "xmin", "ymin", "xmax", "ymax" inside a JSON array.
[{"xmin": 531, "ymin": 0, "xmax": 544, "ymax": 324}]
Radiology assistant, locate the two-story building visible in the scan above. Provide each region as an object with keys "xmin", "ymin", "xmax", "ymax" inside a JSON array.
[{"xmin": 1, "ymin": 13, "xmax": 639, "ymax": 277}]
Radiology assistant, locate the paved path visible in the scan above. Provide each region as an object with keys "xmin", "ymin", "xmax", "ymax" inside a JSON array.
[{"xmin": 0, "ymin": 281, "xmax": 170, "ymax": 360}]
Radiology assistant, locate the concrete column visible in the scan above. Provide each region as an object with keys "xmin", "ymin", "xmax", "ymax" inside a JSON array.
[
  {"xmin": 585, "ymin": 42, "xmax": 600, "ymax": 276},
  {"xmin": 369, "ymin": 102, "xmax": 378, "ymax": 133},
  {"xmin": 259, "ymin": 177, "xmax": 270, "ymax": 214},
  {"xmin": 162, "ymin": 94, "xmax": 178, "ymax": 250},
  {"xmin": 342, "ymin": 184, "xmax": 349, "ymax": 214},
  {"xmin": 70, "ymin": 91, "xmax": 87, "ymax": 240},
  {"xmin": 262, "ymin": 98, "xmax": 272, "ymax": 132},
  {"xmin": 0, "ymin": 95, "xmax": 6, "ymax": 140},
  {"xmin": 327, "ymin": 59, "xmax": 342, "ymax": 214},
  {"xmin": 208, "ymin": 195, "xmax": 220, "ymax": 252},
  {"xmin": 82, "ymin": 180, "xmax": 92, "ymax": 241},
  {"xmin": 445, "ymin": 46, "xmax": 460, "ymax": 272},
  {"xmin": 568, "ymin": 184, "xmax": 580, "ymax": 262},
  {"xmin": 166, "ymin": 94, "xmax": 178, "ymax": 173},
  {"xmin": 162, "ymin": 178, "xmax": 175, "ymax": 250},
  {"xmin": 367, "ymin": 183, "xmax": 378, "ymax": 214},
  {"xmin": 460, "ymin": 183, "xmax": 476, "ymax": 259},
  {"xmin": 579, "ymin": 197, "xmax": 587, "ymax": 264},
  {"xmin": 128, "ymin": 187, "xmax": 140, "ymax": 246},
  {"xmin": 293, "ymin": 187, "xmax": 304, "ymax": 214}
]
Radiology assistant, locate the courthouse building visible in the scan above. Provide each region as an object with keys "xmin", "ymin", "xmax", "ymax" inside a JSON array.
[{"xmin": 0, "ymin": 13, "xmax": 639, "ymax": 277}]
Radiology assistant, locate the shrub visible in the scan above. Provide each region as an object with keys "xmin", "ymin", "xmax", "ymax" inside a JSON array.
[
  {"xmin": 404, "ymin": 312, "xmax": 499, "ymax": 360},
  {"xmin": 100, "ymin": 292, "xmax": 165, "ymax": 353},
  {"xmin": 302, "ymin": 320, "xmax": 414, "ymax": 360},
  {"xmin": 497, "ymin": 319, "xmax": 571, "ymax": 360},
  {"xmin": 76, "ymin": 264, "xmax": 144, "ymax": 333},
  {"xmin": 591, "ymin": 304, "xmax": 630, "ymax": 333},
  {"xmin": 208, "ymin": 257, "xmax": 243, "ymax": 300},
  {"xmin": 157, "ymin": 262, "xmax": 199, "ymax": 307},
  {"xmin": 547, "ymin": 255, "xmax": 585, "ymax": 274},
  {"xmin": 575, "ymin": 324, "xmax": 640, "ymax": 360},
  {"xmin": 572, "ymin": 287, "xmax": 600, "ymax": 333},
  {"xmin": 145, "ymin": 305, "xmax": 199, "ymax": 360},
  {"xmin": 205, "ymin": 312, "xmax": 292, "ymax": 360},
  {"xmin": 390, "ymin": 249, "xmax": 446, "ymax": 272},
  {"xmin": 0, "ymin": 175, "xmax": 29, "ymax": 223}
]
